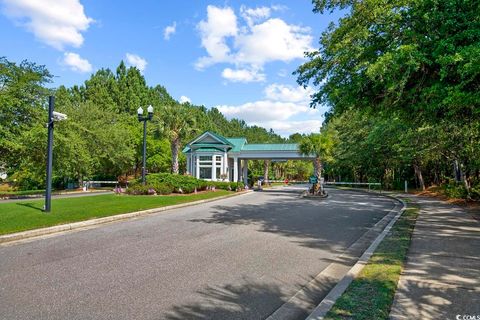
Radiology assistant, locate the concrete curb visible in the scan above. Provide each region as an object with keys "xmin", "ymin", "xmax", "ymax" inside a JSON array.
[
  {"xmin": 301, "ymin": 190, "xmax": 329, "ymax": 199},
  {"xmin": 305, "ymin": 193, "xmax": 407, "ymax": 320},
  {"xmin": 0, "ymin": 190, "xmax": 253, "ymax": 245}
]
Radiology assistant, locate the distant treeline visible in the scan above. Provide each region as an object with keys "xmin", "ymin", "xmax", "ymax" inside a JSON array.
[{"xmin": 0, "ymin": 58, "xmax": 312, "ymax": 190}]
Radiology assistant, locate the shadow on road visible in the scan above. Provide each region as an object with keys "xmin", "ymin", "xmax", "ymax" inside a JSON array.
[
  {"xmin": 164, "ymin": 275, "xmax": 339, "ymax": 320},
  {"xmin": 190, "ymin": 189, "xmax": 392, "ymax": 251},
  {"xmin": 164, "ymin": 279, "xmax": 285, "ymax": 320},
  {"xmin": 172, "ymin": 189, "xmax": 397, "ymax": 319}
]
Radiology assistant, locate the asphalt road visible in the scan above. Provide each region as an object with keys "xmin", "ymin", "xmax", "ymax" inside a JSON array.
[{"xmin": 0, "ymin": 186, "xmax": 396, "ymax": 320}]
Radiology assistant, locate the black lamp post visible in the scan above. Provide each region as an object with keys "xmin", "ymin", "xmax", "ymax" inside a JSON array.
[
  {"xmin": 137, "ymin": 105, "xmax": 154, "ymax": 185},
  {"xmin": 44, "ymin": 96, "xmax": 67, "ymax": 212}
]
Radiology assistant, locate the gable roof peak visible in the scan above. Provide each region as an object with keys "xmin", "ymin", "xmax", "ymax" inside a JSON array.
[{"xmin": 187, "ymin": 131, "xmax": 233, "ymax": 147}]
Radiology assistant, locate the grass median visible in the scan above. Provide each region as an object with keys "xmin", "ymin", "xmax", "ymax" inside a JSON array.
[
  {"xmin": 324, "ymin": 204, "xmax": 419, "ymax": 320},
  {"xmin": 0, "ymin": 190, "xmax": 233, "ymax": 235}
]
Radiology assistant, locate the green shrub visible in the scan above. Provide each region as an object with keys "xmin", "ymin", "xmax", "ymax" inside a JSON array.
[
  {"xmin": 208, "ymin": 181, "xmax": 231, "ymax": 190},
  {"xmin": 146, "ymin": 173, "xmax": 207, "ymax": 193},
  {"xmin": 127, "ymin": 180, "xmax": 140, "ymax": 188},
  {"xmin": 470, "ymin": 186, "xmax": 480, "ymax": 200},
  {"xmin": 10, "ymin": 169, "xmax": 44, "ymax": 191},
  {"xmin": 126, "ymin": 184, "xmax": 151, "ymax": 195},
  {"xmin": 126, "ymin": 182, "xmax": 173, "ymax": 196},
  {"xmin": 207, "ymin": 181, "xmax": 244, "ymax": 191},
  {"xmin": 443, "ymin": 183, "xmax": 468, "ymax": 199},
  {"xmin": 231, "ymin": 182, "xmax": 244, "ymax": 191},
  {"xmin": 0, "ymin": 189, "xmax": 46, "ymax": 197},
  {"xmin": 129, "ymin": 173, "xmax": 245, "ymax": 194},
  {"xmin": 150, "ymin": 181, "xmax": 174, "ymax": 195}
]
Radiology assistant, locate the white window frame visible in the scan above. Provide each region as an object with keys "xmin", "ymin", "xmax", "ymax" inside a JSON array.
[{"xmin": 194, "ymin": 152, "xmax": 224, "ymax": 181}]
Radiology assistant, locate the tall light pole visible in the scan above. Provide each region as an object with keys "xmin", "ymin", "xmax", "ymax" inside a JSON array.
[
  {"xmin": 44, "ymin": 96, "xmax": 67, "ymax": 212},
  {"xmin": 137, "ymin": 105, "xmax": 154, "ymax": 185}
]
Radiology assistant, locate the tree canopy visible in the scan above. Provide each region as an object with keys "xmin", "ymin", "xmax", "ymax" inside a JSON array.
[
  {"xmin": 1, "ymin": 58, "xmax": 311, "ymax": 190},
  {"xmin": 297, "ymin": 0, "xmax": 480, "ymax": 198}
]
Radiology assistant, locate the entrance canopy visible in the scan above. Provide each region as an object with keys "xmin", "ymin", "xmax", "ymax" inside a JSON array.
[{"xmin": 182, "ymin": 131, "xmax": 314, "ymax": 182}]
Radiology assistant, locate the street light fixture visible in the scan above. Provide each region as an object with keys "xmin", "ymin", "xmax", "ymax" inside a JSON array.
[{"xmin": 137, "ymin": 105, "xmax": 154, "ymax": 185}]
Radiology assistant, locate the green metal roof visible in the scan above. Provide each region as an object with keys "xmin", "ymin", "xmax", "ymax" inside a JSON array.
[
  {"xmin": 226, "ymin": 138, "xmax": 247, "ymax": 152},
  {"xmin": 207, "ymin": 131, "xmax": 234, "ymax": 146},
  {"xmin": 194, "ymin": 147, "xmax": 225, "ymax": 152},
  {"xmin": 183, "ymin": 131, "xmax": 233, "ymax": 153},
  {"xmin": 190, "ymin": 143, "xmax": 227, "ymax": 148},
  {"xmin": 241, "ymin": 143, "xmax": 299, "ymax": 151}
]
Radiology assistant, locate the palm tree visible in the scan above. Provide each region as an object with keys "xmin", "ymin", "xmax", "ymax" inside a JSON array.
[
  {"xmin": 299, "ymin": 131, "xmax": 334, "ymax": 194},
  {"xmin": 158, "ymin": 103, "xmax": 198, "ymax": 174},
  {"xmin": 263, "ymin": 160, "xmax": 270, "ymax": 185}
]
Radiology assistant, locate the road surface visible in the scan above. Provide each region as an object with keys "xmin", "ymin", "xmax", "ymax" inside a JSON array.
[{"xmin": 0, "ymin": 186, "xmax": 396, "ymax": 320}]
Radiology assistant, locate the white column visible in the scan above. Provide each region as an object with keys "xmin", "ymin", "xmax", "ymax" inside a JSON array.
[
  {"xmin": 224, "ymin": 150, "xmax": 228, "ymax": 179},
  {"xmin": 243, "ymin": 159, "xmax": 248, "ymax": 185},
  {"xmin": 186, "ymin": 155, "xmax": 191, "ymax": 175},
  {"xmin": 212, "ymin": 155, "xmax": 216, "ymax": 181},
  {"xmin": 196, "ymin": 155, "xmax": 200, "ymax": 179},
  {"xmin": 233, "ymin": 156, "xmax": 238, "ymax": 182},
  {"xmin": 237, "ymin": 159, "xmax": 242, "ymax": 182}
]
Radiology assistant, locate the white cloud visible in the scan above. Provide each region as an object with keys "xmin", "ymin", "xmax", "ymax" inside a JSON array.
[
  {"xmin": 264, "ymin": 83, "xmax": 313, "ymax": 103},
  {"xmin": 221, "ymin": 67, "xmax": 265, "ymax": 83},
  {"xmin": 256, "ymin": 120, "xmax": 323, "ymax": 135},
  {"xmin": 164, "ymin": 22, "xmax": 176, "ymax": 40},
  {"xmin": 234, "ymin": 18, "xmax": 312, "ymax": 66},
  {"xmin": 215, "ymin": 83, "xmax": 322, "ymax": 136},
  {"xmin": 240, "ymin": 5, "xmax": 271, "ymax": 27},
  {"xmin": 196, "ymin": 5, "xmax": 238, "ymax": 69},
  {"xmin": 1, "ymin": 0, "xmax": 93, "ymax": 50},
  {"xmin": 62, "ymin": 52, "xmax": 92, "ymax": 73},
  {"xmin": 125, "ymin": 53, "xmax": 147, "ymax": 72},
  {"xmin": 179, "ymin": 96, "xmax": 191, "ymax": 104},
  {"xmin": 217, "ymin": 100, "xmax": 309, "ymax": 122},
  {"xmin": 196, "ymin": 5, "xmax": 313, "ymax": 82}
]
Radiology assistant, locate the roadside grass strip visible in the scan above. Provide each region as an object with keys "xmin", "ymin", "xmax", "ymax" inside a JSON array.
[
  {"xmin": 324, "ymin": 205, "xmax": 419, "ymax": 320},
  {"xmin": 0, "ymin": 189, "xmax": 46, "ymax": 196},
  {"xmin": 0, "ymin": 191, "xmax": 232, "ymax": 235}
]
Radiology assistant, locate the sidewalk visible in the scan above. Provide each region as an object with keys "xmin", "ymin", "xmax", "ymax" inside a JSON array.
[{"xmin": 390, "ymin": 195, "xmax": 480, "ymax": 320}]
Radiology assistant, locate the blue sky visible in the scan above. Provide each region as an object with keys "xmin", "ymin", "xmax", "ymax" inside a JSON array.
[{"xmin": 0, "ymin": 0, "xmax": 343, "ymax": 137}]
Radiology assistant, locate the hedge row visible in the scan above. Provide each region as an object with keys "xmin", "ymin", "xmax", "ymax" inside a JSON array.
[
  {"xmin": 0, "ymin": 189, "xmax": 45, "ymax": 197},
  {"xmin": 126, "ymin": 173, "xmax": 244, "ymax": 195}
]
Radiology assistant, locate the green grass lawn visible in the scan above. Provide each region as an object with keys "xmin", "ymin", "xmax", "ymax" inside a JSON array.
[
  {"xmin": 0, "ymin": 190, "xmax": 233, "ymax": 235},
  {"xmin": 260, "ymin": 182, "xmax": 286, "ymax": 189},
  {"xmin": 0, "ymin": 188, "xmax": 111, "ymax": 197},
  {"xmin": 324, "ymin": 205, "xmax": 419, "ymax": 320},
  {"xmin": 270, "ymin": 182, "xmax": 287, "ymax": 187}
]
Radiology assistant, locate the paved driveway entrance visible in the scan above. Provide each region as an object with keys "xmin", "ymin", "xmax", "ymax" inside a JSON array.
[{"xmin": 0, "ymin": 186, "xmax": 397, "ymax": 320}]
